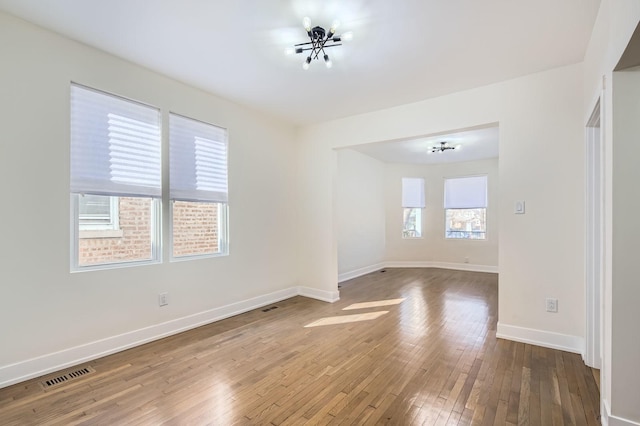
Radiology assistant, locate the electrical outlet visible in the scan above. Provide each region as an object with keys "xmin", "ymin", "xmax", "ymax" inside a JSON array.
[
  {"xmin": 546, "ymin": 298, "xmax": 558, "ymax": 313},
  {"xmin": 159, "ymin": 292, "xmax": 169, "ymax": 307}
]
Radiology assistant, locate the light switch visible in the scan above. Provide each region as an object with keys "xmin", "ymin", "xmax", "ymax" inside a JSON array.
[{"xmin": 515, "ymin": 201, "xmax": 525, "ymax": 214}]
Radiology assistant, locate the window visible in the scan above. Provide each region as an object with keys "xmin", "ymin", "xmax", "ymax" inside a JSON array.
[
  {"xmin": 78, "ymin": 194, "xmax": 118, "ymax": 231},
  {"xmin": 169, "ymin": 113, "xmax": 229, "ymax": 258},
  {"xmin": 402, "ymin": 177, "xmax": 425, "ymax": 238},
  {"xmin": 70, "ymin": 84, "xmax": 161, "ymax": 270},
  {"xmin": 444, "ymin": 175, "xmax": 487, "ymax": 239}
]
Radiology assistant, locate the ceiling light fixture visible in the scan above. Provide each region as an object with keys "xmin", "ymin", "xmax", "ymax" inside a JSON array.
[
  {"xmin": 289, "ymin": 17, "xmax": 352, "ymax": 69},
  {"xmin": 428, "ymin": 141, "xmax": 461, "ymax": 154}
]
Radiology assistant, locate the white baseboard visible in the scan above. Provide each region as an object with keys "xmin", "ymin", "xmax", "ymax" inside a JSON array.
[
  {"xmin": 384, "ymin": 260, "xmax": 499, "ymax": 274},
  {"xmin": 298, "ymin": 286, "xmax": 340, "ymax": 303},
  {"xmin": 384, "ymin": 260, "xmax": 433, "ymax": 268},
  {"xmin": 431, "ymin": 261, "xmax": 498, "ymax": 273},
  {"xmin": 0, "ymin": 286, "xmax": 336, "ymax": 389},
  {"xmin": 603, "ymin": 400, "xmax": 640, "ymax": 426},
  {"xmin": 338, "ymin": 263, "xmax": 386, "ymax": 283},
  {"xmin": 496, "ymin": 322, "xmax": 584, "ymax": 354}
]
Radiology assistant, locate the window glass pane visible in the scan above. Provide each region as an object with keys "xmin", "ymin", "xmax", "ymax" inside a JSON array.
[
  {"xmin": 78, "ymin": 196, "xmax": 157, "ymax": 266},
  {"xmin": 79, "ymin": 194, "xmax": 113, "ymax": 226},
  {"xmin": 172, "ymin": 201, "xmax": 227, "ymax": 257},
  {"xmin": 445, "ymin": 208, "xmax": 486, "ymax": 239},
  {"xmin": 403, "ymin": 207, "xmax": 422, "ymax": 238}
]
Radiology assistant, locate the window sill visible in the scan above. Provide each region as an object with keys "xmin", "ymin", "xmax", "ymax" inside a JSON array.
[{"xmin": 79, "ymin": 229, "xmax": 124, "ymax": 239}]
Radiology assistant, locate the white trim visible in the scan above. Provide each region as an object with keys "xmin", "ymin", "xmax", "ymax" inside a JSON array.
[
  {"xmin": 585, "ymin": 95, "xmax": 604, "ymax": 369},
  {"xmin": 339, "ymin": 262, "xmax": 498, "ymax": 283},
  {"xmin": 496, "ymin": 322, "xmax": 584, "ymax": 354},
  {"xmin": 338, "ymin": 263, "xmax": 386, "ymax": 282},
  {"xmin": 384, "ymin": 260, "xmax": 498, "ymax": 274},
  {"xmin": 602, "ymin": 400, "xmax": 640, "ymax": 426},
  {"xmin": 297, "ymin": 286, "xmax": 340, "ymax": 303},
  {"xmin": 0, "ymin": 285, "xmax": 337, "ymax": 389}
]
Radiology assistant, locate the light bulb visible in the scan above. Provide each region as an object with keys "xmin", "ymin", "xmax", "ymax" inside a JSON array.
[
  {"xmin": 303, "ymin": 16, "xmax": 312, "ymax": 31},
  {"xmin": 455, "ymin": 145, "xmax": 462, "ymax": 150},
  {"xmin": 341, "ymin": 31, "xmax": 354, "ymax": 41},
  {"xmin": 284, "ymin": 47, "xmax": 295, "ymax": 55},
  {"xmin": 330, "ymin": 20, "xmax": 340, "ymax": 33},
  {"xmin": 438, "ymin": 149, "xmax": 443, "ymax": 154},
  {"xmin": 324, "ymin": 54, "xmax": 332, "ymax": 68},
  {"xmin": 303, "ymin": 56, "xmax": 311, "ymax": 70}
]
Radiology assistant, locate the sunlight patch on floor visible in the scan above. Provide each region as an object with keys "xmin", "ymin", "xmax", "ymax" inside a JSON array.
[
  {"xmin": 342, "ymin": 298, "xmax": 405, "ymax": 311},
  {"xmin": 304, "ymin": 311, "xmax": 389, "ymax": 328}
]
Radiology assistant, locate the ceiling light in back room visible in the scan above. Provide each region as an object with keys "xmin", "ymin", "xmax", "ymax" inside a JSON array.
[{"xmin": 427, "ymin": 141, "xmax": 458, "ymax": 154}]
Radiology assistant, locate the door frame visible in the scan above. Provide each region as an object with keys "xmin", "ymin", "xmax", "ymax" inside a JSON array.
[{"xmin": 585, "ymin": 96, "xmax": 604, "ymax": 369}]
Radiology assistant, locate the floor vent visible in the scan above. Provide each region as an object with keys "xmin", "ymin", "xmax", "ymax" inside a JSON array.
[
  {"xmin": 40, "ymin": 366, "xmax": 95, "ymax": 390},
  {"xmin": 262, "ymin": 306, "xmax": 279, "ymax": 312}
]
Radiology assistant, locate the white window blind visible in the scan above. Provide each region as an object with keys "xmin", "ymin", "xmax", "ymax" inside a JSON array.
[
  {"xmin": 444, "ymin": 175, "xmax": 487, "ymax": 209},
  {"xmin": 70, "ymin": 84, "xmax": 161, "ymax": 197},
  {"xmin": 402, "ymin": 178, "xmax": 425, "ymax": 208},
  {"xmin": 170, "ymin": 114, "xmax": 228, "ymax": 203}
]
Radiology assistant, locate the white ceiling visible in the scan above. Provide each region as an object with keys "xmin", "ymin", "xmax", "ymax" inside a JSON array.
[
  {"xmin": 0, "ymin": 0, "xmax": 600, "ymax": 126},
  {"xmin": 347, "ymin": 125, "xmax": 499, "ymax": 164}
]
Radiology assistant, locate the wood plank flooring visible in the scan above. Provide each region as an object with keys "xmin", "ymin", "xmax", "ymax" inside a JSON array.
[{"xmin": 0, "ymin": 268, "xmax": 600, "ymax": 425}]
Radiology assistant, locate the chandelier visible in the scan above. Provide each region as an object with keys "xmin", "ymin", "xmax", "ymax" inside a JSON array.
[
  {"xmin": 288, "ymin": 17, "xmax": 353, "ymax": 69},
  {"xmin": 428, "ymin": 142, "xmax": 461, "ymax": 154}
]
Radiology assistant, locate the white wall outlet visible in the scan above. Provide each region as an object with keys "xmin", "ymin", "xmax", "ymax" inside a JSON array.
[
  {"xmin": 546, "ymin": 298, "xmax": 558, "ymax": 313},
  {"xmin": 515, "ymin": 201, "xmax": 526, "ymax": 214},
  {"xmin": 159, "ymin": 292, "xmax": 169, "ymax": 307}
]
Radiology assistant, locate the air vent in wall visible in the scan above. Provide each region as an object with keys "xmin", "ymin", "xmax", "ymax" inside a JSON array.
[{"xmin": 39, "ymin": 366, "xmax": 95, "ymax": 390}]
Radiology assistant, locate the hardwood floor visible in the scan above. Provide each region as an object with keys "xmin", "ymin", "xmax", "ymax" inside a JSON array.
[{"xmin": 0, "ymin": 268, "xmax": 600, "ymax": 425}]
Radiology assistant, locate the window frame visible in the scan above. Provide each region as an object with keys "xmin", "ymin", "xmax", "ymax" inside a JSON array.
[
  {"xmin": 401, "ymin": 177, "xmax": 425, "ymax": 240},
  {"xmin": 70, "ymin": 83, "xmax": 162, "ymax": 272},
  {"xmin": 71, "ymin": 194, "xmax": 162, "ymax": 272},
  {"xmin": 443, "ymin": 175, "xmax": 488, "ymax": 241},
  {"xmin": 168, "ymin": 112, "xmax": 229, "ymax": 261}
]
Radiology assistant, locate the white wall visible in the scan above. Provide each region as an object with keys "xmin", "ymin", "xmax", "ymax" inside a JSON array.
[
  {"xmin": 610, "ymin": 67, "xmax": 640, "ymax": 424},
  {"xmin": 384, "ymin": 159, "xmax": 498, "ymax": 270},
  {"xmin": 583, "ymin": 2, "xmax": 640, "ymax": 424},
  {"xmin": 298, "ymin": 62, "xmax": 586, "ymax": 354},
  {"xmin": 335, "ymin": 149, "xmax": 386, "ymax": 279},
  {"xmin": 0, "ymin": 12, "xmax": 301, "ymax": 387}
]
